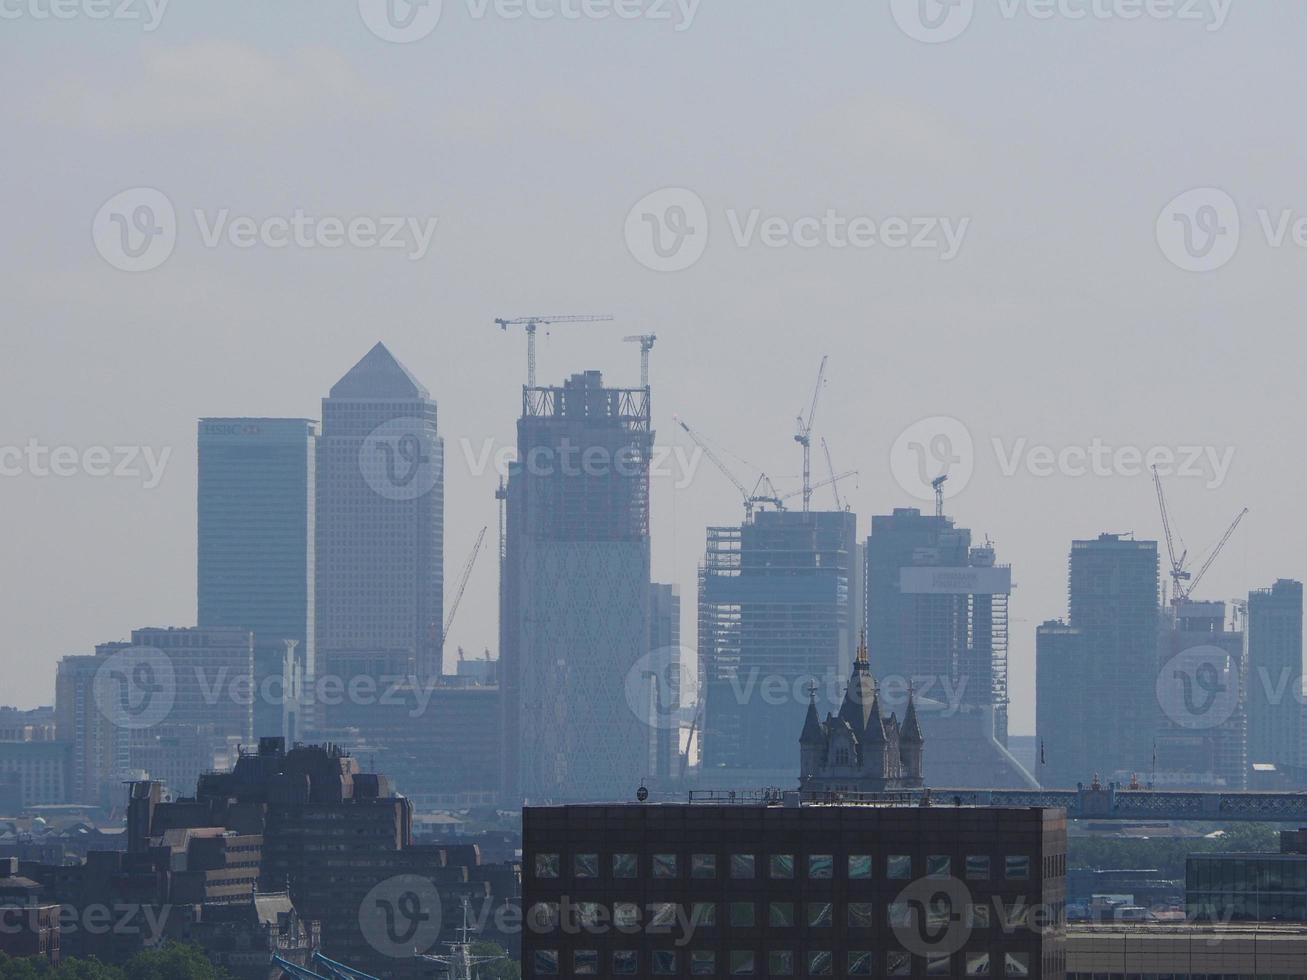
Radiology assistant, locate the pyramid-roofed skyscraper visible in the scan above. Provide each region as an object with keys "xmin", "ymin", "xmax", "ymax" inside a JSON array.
[{"xmin": 315, "ymin": 343, "xmax": 444, "ymax": 685}]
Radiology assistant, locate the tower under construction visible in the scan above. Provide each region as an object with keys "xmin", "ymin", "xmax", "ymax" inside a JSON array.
[{"xmin": 499, "ymin": 371, "xmax": 653, "ymax": 802}]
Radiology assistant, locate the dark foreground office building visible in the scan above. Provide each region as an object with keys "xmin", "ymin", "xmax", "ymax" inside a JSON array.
[{"xmin": 523, "ymin": 801, "xmax": 1066, "ymax": 978}]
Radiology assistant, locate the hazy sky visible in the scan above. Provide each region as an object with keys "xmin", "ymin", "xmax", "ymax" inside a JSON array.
[{"xmin": 4, "ymin": 1, "xmax": 1306, "ymax": 733}]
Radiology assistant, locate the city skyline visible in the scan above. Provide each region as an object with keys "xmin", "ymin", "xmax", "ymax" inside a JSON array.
[{"xmin": 6, "ymin": 5, "xmax": 1307, "ymax": 738}]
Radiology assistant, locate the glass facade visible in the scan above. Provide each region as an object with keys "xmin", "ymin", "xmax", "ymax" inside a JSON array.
[{"xmin": 1187, "ymin": 855, "xmax": 1307, "ymax": 922}]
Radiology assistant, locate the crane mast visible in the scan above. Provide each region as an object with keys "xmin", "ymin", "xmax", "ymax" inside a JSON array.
[
  {"xmin": 494, "ymin": 314, "xmax": 614, "ymax": 386},
  {"xmin": 794, "ymin": 356, "xmax": 828, "ymax": 513}
]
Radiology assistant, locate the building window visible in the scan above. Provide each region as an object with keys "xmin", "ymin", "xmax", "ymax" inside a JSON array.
[
  {"xmin": 573, "ymin": 950, "xmax": 599, "ymax": 975},
  {"xmin": 807, "ymin": 902, "xmax": 833, "ymax": 927},
  {"xmin": 966, "ymin": 953, "xmax": 990, "ymax": 976},
  {"xmin": 888, "ymin": 901, "xmax": 910, "ymax": 928},
  {"xmin": 654, "ymin": 853, "xmax": 679, "ymax": 878},
  {"xmin": 614, "ymin": 903, "xmax": 640, "ymax": 929},
  {"xmin": 834, "ymin": 747, "xmax": 850, "ymax": 765},
  {"xmin": 729, "ymin": 902, "xmax": 755, "ymax": 928},
  {"xmin": 691, "ymin": 951, "xmax": 716, "ymax": 976},
  {"xmin": 731, "ymin": 854, "xmax": 756, "ymax": 879},
  {"xmin": 770, "ymin": 854, "xmax": 795, "ymax": 878},
  {"xmin": 927, "ymin": 953, "xmax": 951, "ymax": 976},
  {"xmin": 808, "ymin": 951, "xmax": 833, "ymax": 976},
  {"xmin": 888, "ymin": 854, "xmax": 912, "ymax": 879},
  {"xmin": 848, "ymin": 952, "xmax": 874, "ymax": 976},
  {"xmin": 534, "ymin": 853, "xmax": 560, "ymax": 878},
  {"xmin": 847, "ymin": 903, "xmax": 875, "ymax": 928},
  {"xmin": 652, "ymin": 950, "xmax": 678, "ymax": 975},
  {"xmin": 768, "ymin": 902, "xmax": 795, "ymax": 927},
  {"xmin": 1006, "ymin": 855, "xmax": 1031, "ymax": 880},
  {"xmin": 808, "ymin": 854, "xmax": 833, "ymax": 878},
  {"xmin": 848, "ymin": 854, "xmax": 872, "ymax": 879},
  {"xmin": 968, "ymin": 903, "xmax": 991, "ymax": 929},
  {"xmin": 527, "ymin": 902, "xmax": 558, "ymax": 930},
  {"xmin": 966, "ymin": 855, "xmax": 990, "ymax": 880},
  {"xmin": 574, "ymin": 853, "xmax": 599, "ymax": 878},
  {"xmin": 691, "ymin": 902, "xmax": 717, "ymax": 927},
  {"xmin": 577, "ymin": 902, "xmax": 603, "ymax": 929},
  {"xmin": 768, "ymin": 951, "xmax": 794, "ymax": 976},
  {"xmin": 730, "ymin": 950, "xmax": 756, "ymax": 975},
  {"xmin": 927, "ymin": 855, "xmax": 951, "ymax": 878},
  {"xmin": 1004, "ymin": 953, "xmax": 1029, "ymax": 977},
  {"xmin": 613, "ymin": 853, "xmax": 638, "ymax": 878},
  {"xmin": 533, "ymin": 950, "xmax": 559, "ymax": 975},
  {"xmin": 692, "ymin": 853, "xmax": 718, "ymax": 878},
  {"xmin": 643, "ymin": 903, "xmax": 674, "ymax": 930},
  {"xmin": 613, "ymin": 950, "xmax": 638, "ymax": 975},
  {"xmin": 887, "ymin": 951, "xmax": 911, "ymax": 976}
]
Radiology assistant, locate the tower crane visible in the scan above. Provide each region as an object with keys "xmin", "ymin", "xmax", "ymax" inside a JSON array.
[
  {"xmin": 443, "ymin": 526, "xmax": 487, "ymax": 642},
  {"xmin": 623, "ymin": 334, "xmax": 657, "ymax": 387},
  {"xmin": 821, "ymin": 437, "xmax": 846, "ymax": 511},
  {"xmin": 674, "ymin": 416, "xmax": 784, "ymax": 520},
  {"xmin": 494, "ymin": 314, "xmax": 614, "ymax": 386},
  {"xmin": 794, "ymin": 356, "xmax": 828, "ymax": 513},
  {"xmin": 1152, "ymin": 465, "xmax": 1249, "ymax": 606},
  {"xmin": 781, "ymin": 469, "xmax": 858, "ymax": 504}
]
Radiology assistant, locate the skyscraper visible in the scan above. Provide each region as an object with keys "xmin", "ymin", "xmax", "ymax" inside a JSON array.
[
  {"xmin": 648, "ymin": 582, "xmax": 681, "ymax": 780},
  {"xmin": 1035, "ymin": 620, "xmax": 1086, "ymax": 788},
  {"xmin": 1247, "ymin": 579, "xmax": 1304, "ymax": 771},
  {"xmin": 315, "ymin": 343, "xmax": 444, "ymax": 683},
  {"xmin": 865, "ymin": 507, "xmax": 1011, "ymax": 739},
  {"xmin": 500, "ymin": 370, "xmax": 652, "ymax": 802},
  {"xmin": 1037, "ymin": 534, "xmax": 1159, "ymax": 786},
  {"xmin": 699, "ymin": 510, "xmax": 861, "ymax": 772},
  {"xmin": 198, "ymin": 418, "xmax": 317, "ymax": 740}
]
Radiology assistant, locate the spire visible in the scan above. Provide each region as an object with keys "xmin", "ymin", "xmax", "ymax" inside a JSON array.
[
  {"xmin": 328, "ymin": 342, "xmax": 430, "ymax": 400},
  {"xmin": 800, "ymin": 686, "xmax": 824, "ymax": 745},
  {"xmin": 901, "ymin": 688, "xmax": 924, "ymax": 744},
  {"xmin": 863, "ymin": 685, "xmax": 887, "ymax": 744},
  {"xmin": 838, "ymin": 631, "xmax": 877, "ymax": 735}
]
